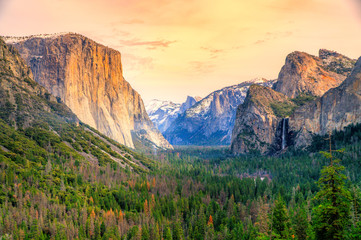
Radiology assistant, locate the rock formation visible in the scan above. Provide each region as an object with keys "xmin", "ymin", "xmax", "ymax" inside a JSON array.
[
  {"xmin": 0, "ymin": 37, "xmax": 78, "ymax": 127},
  {"xmin": 273, "ymin": 50, "xmax": 355, "ymax": 98},
  {"xmin": 230, "ymin": 85, "xmax": 295, "ymax": 154},
  {"xmin": 289, "ymin": 57, "xmax": 361, "ymax": 148},
  {"xmin": 231, "ymin": 49, "xmax": 359, "ymax": 155},
  {"xmin": 4, "ymin": 33, "xmax": 172, "ymax": 149}
]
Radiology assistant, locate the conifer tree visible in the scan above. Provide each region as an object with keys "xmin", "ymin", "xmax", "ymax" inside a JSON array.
[
  {"xmin": 292, "ymin": 205, "xmax": 309, "ymax": 240},
  {"xmin": 271, "ymin": 196, "xmax": 289, "ymax": 238},
  {"xmin": 312, "ymin": 138, "xmax": 351, "ymax": 240}
]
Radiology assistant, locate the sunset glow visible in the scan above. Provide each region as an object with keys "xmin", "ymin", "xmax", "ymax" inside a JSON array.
[{"xmin": 1, "ymin": 0, "xmax": 361, "ymax": 103}]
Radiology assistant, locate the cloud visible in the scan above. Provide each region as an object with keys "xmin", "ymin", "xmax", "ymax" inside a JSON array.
[
  {"xmin": 118, "ymin": 38, "xmax": 177, "ymax": 49},
  {"xmin": 189, "ymin": 60, "xmax": 215, "ymax": 74},
  {"xmin": 254, "ymin": 31, "xmax": 292, "ymax": 45}
]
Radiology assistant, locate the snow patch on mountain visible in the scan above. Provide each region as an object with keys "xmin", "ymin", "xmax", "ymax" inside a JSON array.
[{"xmin": 146, "ymin": 96, "xmax": 199, "ymax": 133}]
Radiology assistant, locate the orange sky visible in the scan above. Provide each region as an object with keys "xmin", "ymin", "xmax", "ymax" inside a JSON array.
[{"xmin": 1, "ymin": 0, "xmax": 361, "ymax": 103}]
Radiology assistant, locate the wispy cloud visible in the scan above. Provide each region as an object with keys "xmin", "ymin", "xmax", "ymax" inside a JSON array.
[{"xmin": 118, "ymin": 38, "xmax": 177, "ymax": 49}]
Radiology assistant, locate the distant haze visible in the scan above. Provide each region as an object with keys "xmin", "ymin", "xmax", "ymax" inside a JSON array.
[{"xmin": 1, "ymin": 0, "xmax": 361, "ymax": 103}]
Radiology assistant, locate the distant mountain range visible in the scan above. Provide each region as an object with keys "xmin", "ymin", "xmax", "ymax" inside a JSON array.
[{"xmin": 162, "ymin": 78, "xmax": 275, "ymax": 145}]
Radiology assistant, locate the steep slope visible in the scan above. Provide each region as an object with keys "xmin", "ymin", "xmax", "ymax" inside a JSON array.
[
  {"xmin": 289, "ymin": 56, "xmax": 361, "ymax": 148},
  {"xmin": 3, "ymin": 33, "xmax": 172, "ymax": 150},
  {"xmin": 0, "ymin": 37, "xmax": 154, "ymax": 172},
  {"xmin": 146, "ymin": 96, "xmax": 198, "ymax": 133},
  {"xmin": 164, "ymin": 78, "xmax": 275, "ymax": 145},
  {"xmin": 230, "ymin": 85, "xmax": 295, "ymax": 154},
  {"xmin": 273, "ymin": 49, "xmax": 355, "ymax": 98}
]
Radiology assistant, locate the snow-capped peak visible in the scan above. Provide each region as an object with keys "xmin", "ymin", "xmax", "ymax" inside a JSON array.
[{"xmin": 146, "ymin": 96, "xmax": 200, "ymax": 133}]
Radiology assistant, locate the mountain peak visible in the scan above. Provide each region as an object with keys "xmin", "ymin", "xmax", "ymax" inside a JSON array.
[
  {"xmin": 180, "ymin": 96, "xmax": 197, "ymax": 113},
  {"xmin": 273, "ymin": 50, "xmax": 353, "ymax": 98}
]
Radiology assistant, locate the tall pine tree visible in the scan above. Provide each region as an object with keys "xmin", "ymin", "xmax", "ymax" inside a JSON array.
[{"xmin": 312, "ymin": 135, "xmax": 351, "ymax": 240}]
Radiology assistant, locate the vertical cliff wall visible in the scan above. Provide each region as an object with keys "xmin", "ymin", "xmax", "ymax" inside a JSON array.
[{"xmin": 4, "ymin": 33, "xmax": 172, "ymax": 149}]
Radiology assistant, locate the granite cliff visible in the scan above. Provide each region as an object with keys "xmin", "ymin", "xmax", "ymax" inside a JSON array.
[
  {"xmin": 273, "ymin": 49, "xmax": 355, "ymax": 98},
  {"xmin": 0, "ymin": 36, "xmax": 154, "ymax": 171},
  {"xmin": 4, "ymin": 33, "xmax": 172, "ymax": 150},
  {"xmin": 289, "ymin": 57, "xmax": 361, "ymax": 148},
  {"xmin": 230, "ymin": 85, "xmax": 294, "ymax": 154},
  {"xmin": 0, "ymin": 37, "xmax": 77, "ymax": 127}
]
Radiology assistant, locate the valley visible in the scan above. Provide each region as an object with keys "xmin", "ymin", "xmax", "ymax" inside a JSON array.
[{"xmin": 0, "ymin": 27, "xmax": 361, "ymax": 240}]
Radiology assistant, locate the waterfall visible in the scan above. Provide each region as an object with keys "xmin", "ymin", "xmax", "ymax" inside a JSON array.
[{"xmin": 281, "ymin": 118, "xmax": 287, "ymax": 150}]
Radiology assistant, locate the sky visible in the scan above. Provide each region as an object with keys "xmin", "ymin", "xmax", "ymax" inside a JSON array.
[{"xmin": 1, "ymin": 0, "xmax": 361, "ymax": 104}]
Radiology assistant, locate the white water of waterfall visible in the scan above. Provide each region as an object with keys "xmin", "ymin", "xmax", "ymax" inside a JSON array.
[{"xmin": 281, "ymin": 118, "xmax": 286, "ymax": 150}]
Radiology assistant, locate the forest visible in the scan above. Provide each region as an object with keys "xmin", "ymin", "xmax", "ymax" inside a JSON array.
[{"xmin": 0, "ymin": 121, "xmax": 361, "ymax": 239}]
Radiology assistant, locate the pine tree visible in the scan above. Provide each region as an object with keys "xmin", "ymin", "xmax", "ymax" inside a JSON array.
[
  {"xmin": 271, "ymin": 196, "xmax": 289, "ymax": 238},
  {"xmin": 292, "ymin": 205, "xmax": 309, "ymax": 240},
  {"xmin": 312, "ymin": 138, "xmax": 351, "ymax": 240}
]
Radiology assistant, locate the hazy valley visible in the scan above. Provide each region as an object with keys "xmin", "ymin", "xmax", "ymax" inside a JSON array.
[{"xmin": 0, "ymin": 28, "xmax": 361, "ymax": 240}]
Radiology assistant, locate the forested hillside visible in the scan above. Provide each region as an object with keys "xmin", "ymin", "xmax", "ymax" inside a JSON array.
[{"xmin": 1, "ymin": 117, "xmax": 361, "ymax": 239}]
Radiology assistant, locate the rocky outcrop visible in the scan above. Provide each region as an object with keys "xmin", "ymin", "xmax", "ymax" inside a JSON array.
[
  {"xmin": 164, "ymin": 78, "xmax": 275, "ymax": 145},
  {"xmin": 273, "ymin": 50, "xmax": 355, "ymax": 98},
  {"xmin": 4, "ymin": 33, "xmax": 172, "ymax": 149},
  {"xmin": 230, "ymin": 85, "xmax": 295, "ymax": 154},
  {"xmin": 289, "ymin": 57, "xmax": 361, "ymax": 148}
]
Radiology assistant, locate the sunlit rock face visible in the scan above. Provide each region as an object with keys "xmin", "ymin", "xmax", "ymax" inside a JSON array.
[
  {"xmin": 5, "ymin": 33, "xmax": 172, "ymax": 149},
  {"xmin": 273, "ymin": 50, "xmax": 355, "ymax": 98},
  {"xmin": 231, "ymin": 49, "xmax": 359, "ymax": 154},
  {"xmin": 289, "ymin": 57, "xmax": 361, "ymax": 148}
]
